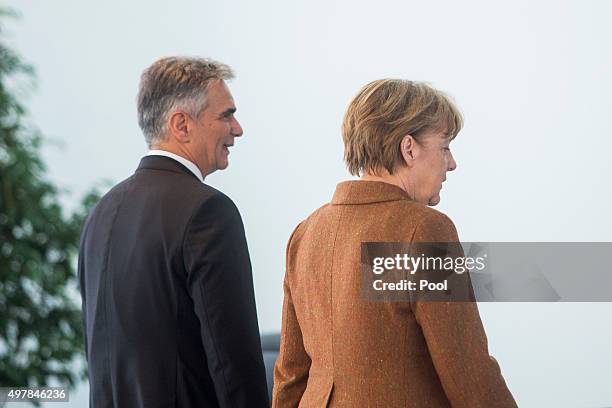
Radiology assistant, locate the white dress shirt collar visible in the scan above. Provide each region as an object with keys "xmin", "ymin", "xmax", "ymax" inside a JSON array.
[{"xmin": 146, "ymin": 150, "xmax": 204, "ymax": 183}]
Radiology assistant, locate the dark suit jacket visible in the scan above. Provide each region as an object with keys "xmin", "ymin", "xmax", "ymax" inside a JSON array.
[
  {"xmin": 273, "ymin": 180, "xmax": 517, "ymax": 407},
  {"xmin": 78, "ymin": 155, "xmax": 269, "ymax": 408}
]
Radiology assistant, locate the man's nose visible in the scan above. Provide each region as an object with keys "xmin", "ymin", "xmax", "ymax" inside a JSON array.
[{"xmin": 231, "ymin": 117, "xmax": 243, "ymax": 137}]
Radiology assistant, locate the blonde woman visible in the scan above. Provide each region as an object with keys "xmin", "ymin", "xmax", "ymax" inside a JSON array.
[{"xmin": 273, "ymin": 80, "xmax": 516, "ymax": 407}]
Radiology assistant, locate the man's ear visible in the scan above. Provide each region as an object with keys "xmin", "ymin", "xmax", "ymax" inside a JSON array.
[
  {"xmin": 168, "ymin": 111, "xmax": 190, "ymax": 143},
  {"xmin": 400, "ymin": 134, "xmax": 417, "ymax": 167}
]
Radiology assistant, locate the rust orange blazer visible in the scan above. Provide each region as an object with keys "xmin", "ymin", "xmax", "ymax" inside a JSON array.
[{"xmin": 272, "ymin": 181, "xmax": 517, "ymax": 407}]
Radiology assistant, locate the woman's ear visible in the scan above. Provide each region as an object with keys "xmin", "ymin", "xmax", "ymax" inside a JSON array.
[{"xmin": 400, "ymin": 134, "xmax": 417, "ymax": 167}]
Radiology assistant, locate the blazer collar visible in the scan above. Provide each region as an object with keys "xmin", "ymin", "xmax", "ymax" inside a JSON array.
[
  {"xmin": 331, "ymin": 180, "xmax": 413, "ymax": 205},
  {"xmin": 135, "ymin": 155, "xmax": 201, "ymax": 182}
]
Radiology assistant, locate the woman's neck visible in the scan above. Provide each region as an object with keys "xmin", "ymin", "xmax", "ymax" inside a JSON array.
[{"xmin": 360, "ymin": 171, "xmax": 407, "ymax": 193}]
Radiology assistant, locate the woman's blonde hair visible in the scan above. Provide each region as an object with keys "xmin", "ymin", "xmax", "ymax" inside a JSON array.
[{"xmin": 342, "ymin": 79, "xmax": 463, "ymax": 176}]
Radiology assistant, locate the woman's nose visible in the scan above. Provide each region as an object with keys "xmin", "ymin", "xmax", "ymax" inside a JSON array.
[{"xmin": 448, "ymin": 152, "xmax": 457, "ymax": 171}]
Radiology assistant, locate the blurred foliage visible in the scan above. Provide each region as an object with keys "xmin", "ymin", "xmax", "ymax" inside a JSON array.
[{"xmin": 0, "ymin": 8, "xmax": 101, "ymax": 403}]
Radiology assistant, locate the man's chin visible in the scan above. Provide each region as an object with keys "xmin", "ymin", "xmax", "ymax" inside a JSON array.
[
  {"xmin": 428, "ymin": 194, "xmax": 441, "ymax": 206},
  {"xmin": 217, "ymin": 160, "xmax": 229, "ymax": 171}
]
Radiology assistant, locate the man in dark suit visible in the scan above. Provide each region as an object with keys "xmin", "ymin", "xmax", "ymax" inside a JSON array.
[{"xmin": 78, "ymin": 57, "xmax": 269, "ymax": 407}]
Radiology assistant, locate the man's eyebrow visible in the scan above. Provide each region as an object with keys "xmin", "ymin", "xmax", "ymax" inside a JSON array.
[{"xmin": 220, "ymin": 107, "xmax": 237, "ymax": 116}]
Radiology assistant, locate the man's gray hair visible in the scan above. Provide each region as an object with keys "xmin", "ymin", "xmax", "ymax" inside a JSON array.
[{"xmin": 137, "ymin": 56, "xmax": 234, "ymax": 147}]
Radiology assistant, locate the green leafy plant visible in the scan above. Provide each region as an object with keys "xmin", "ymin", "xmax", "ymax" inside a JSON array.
[{"xmin": 0, "ymin": 9, "xmax": 101, "ymax": 405}]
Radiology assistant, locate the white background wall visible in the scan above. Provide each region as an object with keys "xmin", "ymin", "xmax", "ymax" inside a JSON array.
[{"xmin": 3, "ymin": 0, "xmax": 612, "ymax": 406}]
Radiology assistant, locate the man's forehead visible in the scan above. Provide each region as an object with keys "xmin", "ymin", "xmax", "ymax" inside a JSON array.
[
  {"xmin": 206, "ymin": 80, "xmax": 236, "ymax": 110},
  {"xmin": 207, "ymin": 79, "xmax": 229, "ymax": 97}
]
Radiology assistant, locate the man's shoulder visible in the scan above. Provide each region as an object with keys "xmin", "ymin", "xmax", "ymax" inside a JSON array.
[
  {"xmin": 189, "ymin": 188, "xmax": 241, "ymax": 222},
  {"xmin": 85, "ymin": 171, "xmax": 238, "ymax": 228},
  {"xmin": 99, "ymin": 169, "xmax": 225, "ymax": 204}
]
